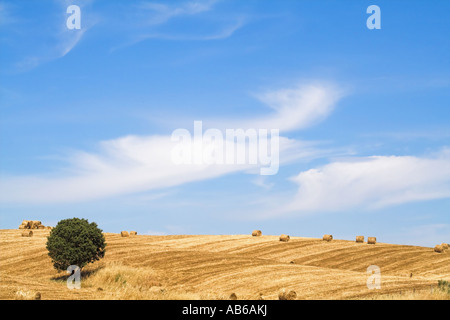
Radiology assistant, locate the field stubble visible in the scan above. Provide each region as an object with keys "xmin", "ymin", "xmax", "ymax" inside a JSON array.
[{"xmin": 0, "ymin": 230, "xmax": 449, "ymax": 300}]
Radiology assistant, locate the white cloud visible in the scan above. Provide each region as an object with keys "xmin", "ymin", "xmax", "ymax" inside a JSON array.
[
  {"xmin": 210, "ymin": 82, "xmax": 345, "ymax": 132},
  {"xmin": 0, "ymin": 132, "xmax": 302, "ymax": 204},
  {"xmin": 0, "ymin": 135, "xmax": 235, "ymax": 203},
  {"xmin": 254, "ymin": 83, "xmax": 344, "ymax": 131},
  {"xmin": 281, "ymin": 149, "xmax": 450, "ymax": 214},
  {"xmin": 0, "ymin": 83, "xmax": 343, "ymax": 204},
  {"xmin": 0, "ymin": 129, "xmax": 296, "ymax": 203}
]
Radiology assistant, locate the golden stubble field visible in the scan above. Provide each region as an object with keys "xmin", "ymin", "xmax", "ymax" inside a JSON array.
[{"xmin": 1, "ymin": 229, "xmax": 449, "ymax": 300}]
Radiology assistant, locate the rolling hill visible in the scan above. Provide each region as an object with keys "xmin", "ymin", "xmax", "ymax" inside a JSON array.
[{"xmin": 1, "ymin": 229, "xmax": 449, "ymax": 300}]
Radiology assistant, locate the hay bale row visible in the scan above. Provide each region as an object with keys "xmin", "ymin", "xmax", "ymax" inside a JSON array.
[
  {"xmin": 121, "ymin": 231, "xmax": 138, "ymax": 237},
  {"xmin": 250, "ymin": 230, "xmax": 288, "ymax": 241},
  {"xmin": 321, "ymin": 234, "xmax": 377, "ymax": 244},
  {"xmin": 354, "ymin": 236, "xmax": 377, "ymax": 244},
  {"xmin": 249, "ymin": 231, "xmax": 379, "ymax": 245}
]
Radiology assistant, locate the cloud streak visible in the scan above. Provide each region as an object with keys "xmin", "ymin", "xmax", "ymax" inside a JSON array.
[
  {"xmin": 137, "ymin": 0, "xmax": 218, "ymax": 26},
  {"xmin": 129, "ymin": 17, "xmax": 245, "ymax": 42},
  {"xmin": 279, "ymin": 148, "xmax": 450, "ymax": 215},
  {"xmin": 111, "ymin": 0, "xmax": 245, "ymax": 51},
  {"xmin": 209, "ymin": 82, "xmax": 345, "ymax": 132},
  {"xmin": 13, "ymin": 1, "xmax": 95, "ymax": 72},
  {"xmin": 0, "ymin": 135, "xmax": 300, "ymax": 204},
  {"xmin": 0, "ymin": 83, "xmax": 342, "ymax": 204},
  {"xmin": 16, "ymin": 28, "xmax": 88, "ymax": 72}
]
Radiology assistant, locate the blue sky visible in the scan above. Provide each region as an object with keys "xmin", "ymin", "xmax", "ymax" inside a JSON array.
[{"xmin": 1, "ymin": 0, "xmax": 449, "ymax": 247}]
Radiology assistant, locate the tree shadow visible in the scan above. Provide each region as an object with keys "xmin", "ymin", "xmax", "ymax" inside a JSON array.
[{"xmin": 50, "ymin": 264, "xmax": 105, "ymax": 282}]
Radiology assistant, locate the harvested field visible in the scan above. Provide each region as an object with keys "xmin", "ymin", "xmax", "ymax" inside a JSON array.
[{"xmin": 0, "ymin": 229, "xmax": 449, "ymax": 300}]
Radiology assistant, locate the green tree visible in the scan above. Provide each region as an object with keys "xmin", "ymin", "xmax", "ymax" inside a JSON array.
[{"xmin": 46, "ymin": 218, "xmax": 106, "ymax": 271}]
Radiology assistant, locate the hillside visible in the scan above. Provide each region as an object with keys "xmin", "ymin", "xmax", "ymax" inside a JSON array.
[{"xmin": 1, "ymin": 229, "xmax": 449, "ymax": 300}]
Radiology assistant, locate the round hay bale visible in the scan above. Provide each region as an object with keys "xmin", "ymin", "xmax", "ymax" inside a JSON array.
[
  {"xmin": 21, "ymin": 230, "xmax": 33, "ymax": 237},
  {"xmin": 129, "ymin": 231, "xmax": 137, "ymax": 236},
  {"xmin": 278, "ymin": 290, "xmax": 297, "ymax": 300},
  {"xmin": 323, "ymin": 234, "xmax": 333, "ymax": 242},
  {"xmin": 38, "ymin": 225, "xmax": 45, "ymax": 229},
  {"xmin": 356, "ymin": 236, "xmax": 364, "ymax": 243},
  {"xmin": 441, "ymin": 243, "xmax": 449, "ymax": 250},
  {"xmin": 279, "ymin": 234, "xmax": 290, "ymax": 242},
  {"xmin": 19, "ymin": 225, "xmax": 25, "ymax": 229},
  {"xmin": 46, "ymin": 226, "xmax": 52, "ymax": 230},
  {"xmin": 120, "ymin": 231, "xmax": 129, "ymax": 237},
  {"xmin": 229, "ymin": 293, "xmax": 237, "ymax": 300},
  {"xmin": 434, "ymin": 245, "xmax": 444, "ymax": 253},
  {"xmin": 367, "ymin": 237, "xmax": 376, "ymax": 244},
  {"xmin": 252, "ymin": 230, "xmax": 262, "ymax": 237}
]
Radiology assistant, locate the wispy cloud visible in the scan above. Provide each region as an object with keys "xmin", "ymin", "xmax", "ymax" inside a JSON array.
[
  {"xmin": 4, "ymin": 0, "xmax": 243, "ymax": 68},
  {"xmin": 16, "ymin": 28, "xmax": 87, "ymax": 71},
  {"xmin": 209, "ymin": 81, "xmax": 345, "ymax": 132},
  {"xmin": 0, "ymin": 82, "xmax": 344, "ymax": 204},
  {"xmin": 138, "ymin": 0, "xmax": 218, "ymax": 26},
  {"xmin": 128, "ymin": 17, "xmax": 245, "ymax": 42},
  {"xmin": 111, "ymin": 0, "xmax": 245, "ymax": 51},
  {"xmin": 12, "ymin": 1, "xmax": 96, "ymax": 72},
  {"xmin": 0, "ymin": 134, "xmax": 301, "ymax": 204}
]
